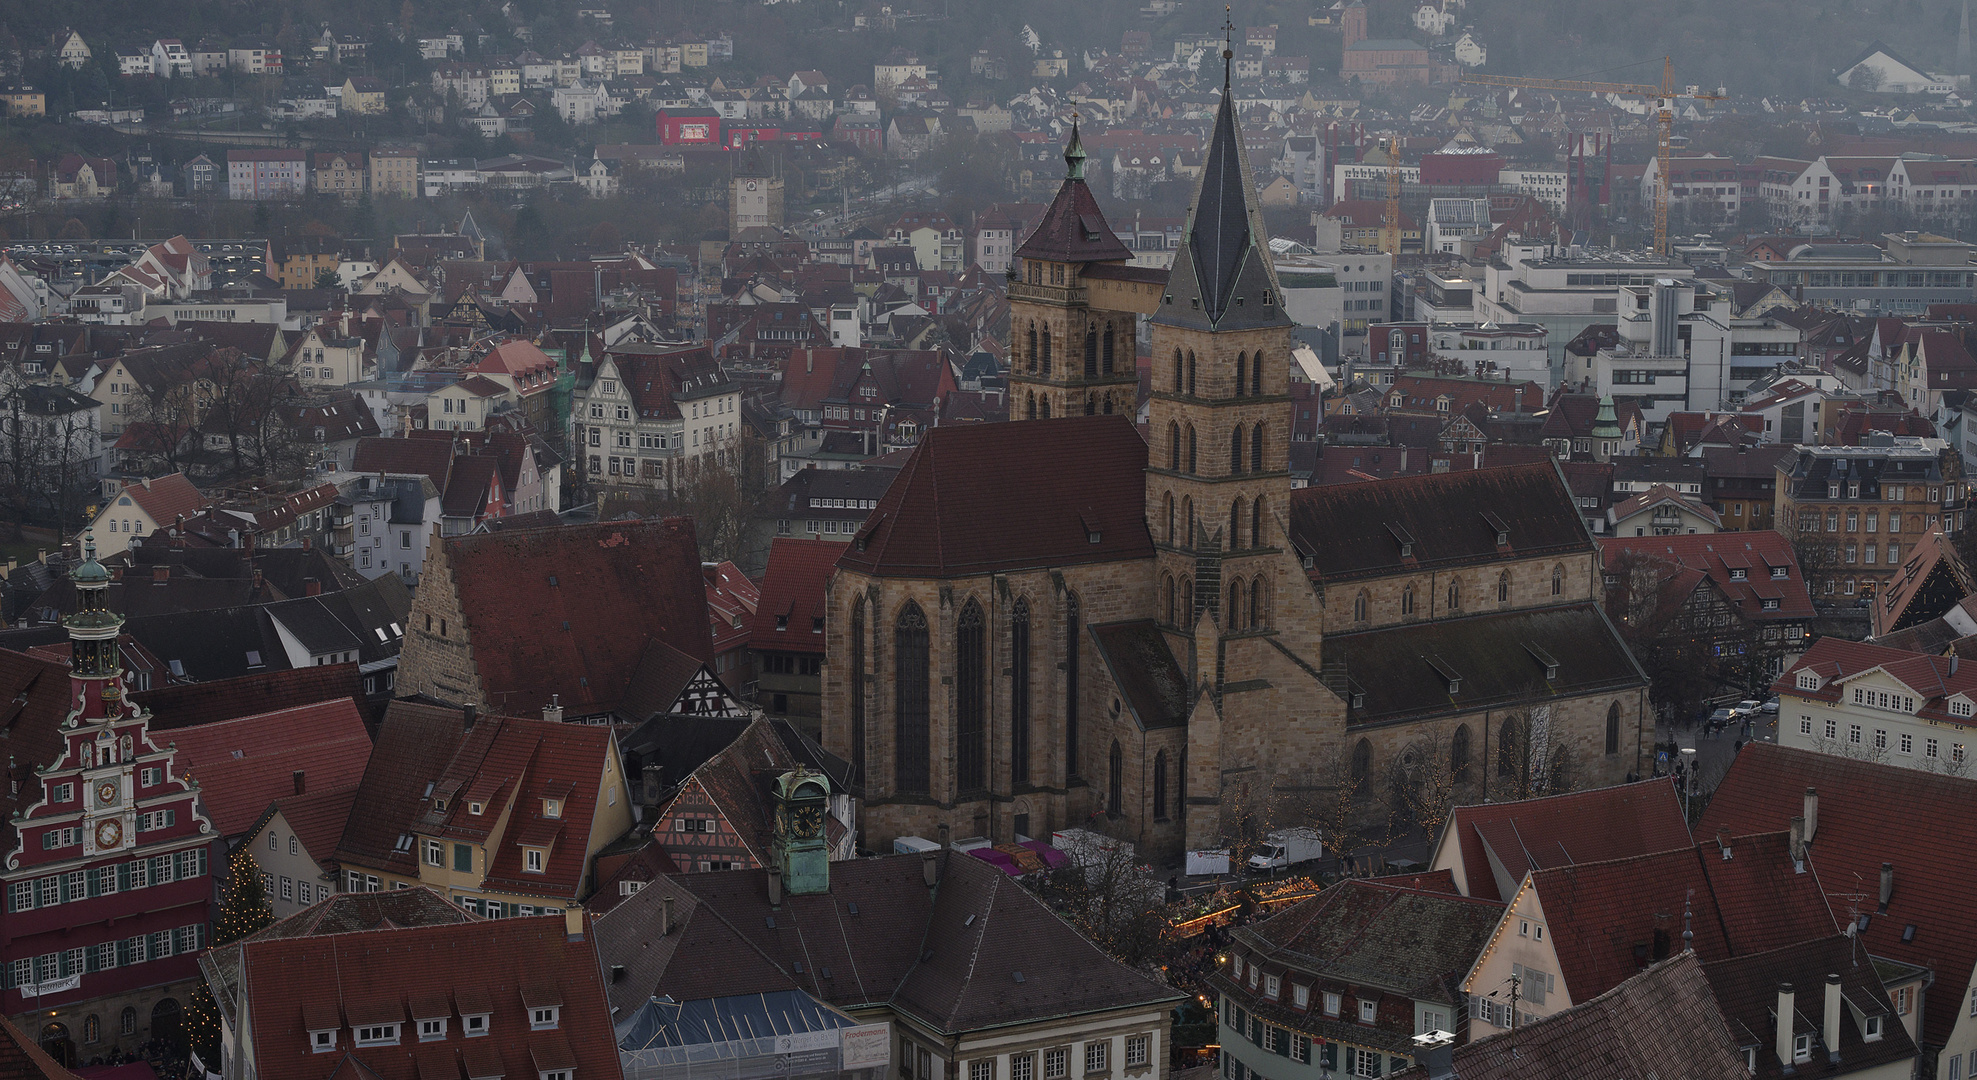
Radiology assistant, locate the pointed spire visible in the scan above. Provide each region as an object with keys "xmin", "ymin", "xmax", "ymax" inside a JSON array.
[
  {"xmin": 1222, "ymin": 5, "xmax": 1235, "ymax": 91},
  {"xmin": 1591, "ymin": 395, "xmax": 1623, "ymax": 439},
  {"xmin": 1064, "ymin": 114, "xmax": 1088, "ymax": 181}
]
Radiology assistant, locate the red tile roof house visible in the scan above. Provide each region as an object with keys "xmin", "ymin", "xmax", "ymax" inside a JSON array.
[
  {"xmin": 395, "ymin": 518, "xmax": 713, "ymax": 721},
  {"xmin": 643, "ymin": 714, "xmax": 852, "ymax": 874},
  {"xmin": 1427, "ymin": 778, "xmax": 1694, "ymax": 902},
  {"xmin": 239, "ymin": 780, "xmax": 360, "ymax": 918},
  {"xmin": 751, "ymin": 537, "xmax": 838, "ymax": 722},
  {"xmin": 199, "ymin": 889, "xmax": 620, "ymax": 1080},
  {"xmin": 85, "ymin": 472, "xmax": 208, "ymax": 547},
  {"xmin": 1700, "ymin": 744, "xmax": 1970, "ymax": 1072},
  {"xmin": 329, "ymin": 700, "xmax": 635, "ymax": 915},
  {"xmin": 165, "ymin": 697, "xmax": 373, "ymax": 842},
  {"xmin": 704, "ymin": 560, "xmax": 758, "ymax": 696}
]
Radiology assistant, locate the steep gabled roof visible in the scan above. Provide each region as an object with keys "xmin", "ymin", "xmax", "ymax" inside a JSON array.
[
  {"xmin": 1701, "ymin": 935, "xmax": 1918, "ymax": 1080},
  {"xmin": 1013, "ymin": 125, "xmax": 1133, "ymax": 265},
  {"xmin": 750, "ymin": 538, "xmax": 838, "ymax": 655},
  {"xmin": 1154, "ymin": 85, "xmax": 1292, "ymax": 333},
  {"xmin": 1437, "ymin": 779, "xmax": 1693, "ymax": 903},
  {"xmin": 1872, "ymin": 529, "xmax": 1974, "ymax": 637}
]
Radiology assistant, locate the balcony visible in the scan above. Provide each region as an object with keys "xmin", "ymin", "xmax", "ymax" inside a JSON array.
[{"xmin": 1007, "ymin": 280, "xmax": 1088, "ymax": 307}]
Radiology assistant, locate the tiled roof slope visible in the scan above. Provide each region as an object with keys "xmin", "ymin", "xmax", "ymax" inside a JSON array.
[
  {"xmin": 1701, "ymin": 935, "xmax": 1917, "ymax": 1080},
  {"xmin": 750, "ymin": 537, "xmax": 839, "ymax": 654},
  {"xmin": 0, "ymin": 1012, "xmax": 82, "ymax": 1079},
  {"xmin": 1394, "ymin": 953, "xmax": 1748, "ymax": 1080},
  {"xmin": 1775, "ymin": 635, "xmax": 1977, "ymax": 732},
  {"xmin": 595, "ymin": 851, "xmax": 1181, "ymax": 1031},
  {"xmin": 169, "ymin": 698, "xmax": 373, "ymax": 838},
  {"xmin": 1872, "ymin": 529, "xmax": 1974, "ymax": 638},
  {"xmin": 1235, "ymin": 879, "xmax": 1505, "ymax": 1001},
  {"xmin": 1012, "ymin": 136, "xmax": 1133, "ymax": 264},
  {"xmin": 1529, "ymin": 832, "xmax": 1837, "ymax": 1004},
  {"xmin": 1600, "ymin": 531, "xmax": 1815, "ymax": 623},
  {"xmin": 1289, "ymin": 461, "xmax": 1592, "ymax": 583},
  {"xmin": 116, "ymin": 472, "xmax": 208, "ymax": 526},
  {"xmin": 617, "ymin": 638, "xmax": 714, "ymax": 721},
  {"xmin": 272, "ymin": 783, "xmax": 361, "ymax": 866},
  {"xmin": 440, "ymin": 517, "xmax": 713, "ymax": 715},
  {"xmin": 133, "ymin": 664, "xmax": 365, "ymax": 730},
  {"xmin": 333, "ymin": 701, "xmax": 478, "ymax": 877},
  {"xmin": 839, "ymin": 415, "xmax": 1154, "ymax": 578},
  {"xmin": 1699, "ymin": 743, "xmax": 1977, "ymax": 1048},
  {"xmin": 1435, "ymin": 779, "xmax": 1692, "ymax": 902}
]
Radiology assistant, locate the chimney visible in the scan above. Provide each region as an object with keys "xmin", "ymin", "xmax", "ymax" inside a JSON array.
[
  {"xmin": 661, "ymin": 895, "xmax": 675, "ymax": 935},
  {"xmin": 641, "ymin": 764, "xmax": 663, "ymax": 807},
  {"xmin": 563, "ymin": 906, "xmax": 585, "ymax": 941},
  {"xmin": 937, "ymin": 823, "xmax": 950, "ymax": 850},
  {"xmin": 1879, "ymin": 862, "xmax": 1894, "ymax": 911},
  {"xmin": 1803, "ymin": 788, "xmax": 1818, "ymax": 843},
  {"xmin": 767, "ymin": 866, "xmax": 783, "ymax": 908},
  {"xmin": 463, "ymin": 702, "xmax": 478, "ymax": 732},
  {"xmin": 1789, "ymin": 816, "xmax": 1806, "ymax": 870},
  {"xmin": 251, "ymin": 567, "xmax": 264, "ymax": 593},
  {"xmin": 1777, "ymin": 983, "xmax": 1797, "ymax": 1071},
  {"xmin": 921, "ymin": 851, "xmax": 939, "ymax": 889},
  {"xmin": 152, "ymin": 565, "xmax": 169, "ymax": 583},
  {"xmin": 1823, "ymin": 974, "xmax": 1843, "ymax": 1063},
  {"xmin": 304, "ymin": 576, "xmax": 321, "ymax": 596},
  {"xmin": 292, "ymin": 769, "xmax": 306, "ymax": 795},
  {"xmin": 1411, "ymin": 1032, "xmax": 1456, "ymax": 1080},
  {"xmin": 543, "ymin": 694, "xmax": 564, "ymax": 723}
]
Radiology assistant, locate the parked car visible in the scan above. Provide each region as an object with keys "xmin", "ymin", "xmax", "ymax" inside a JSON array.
[{"xmin": 1761, "ymin": 698, "xmax": 1780, "ymax": 715}]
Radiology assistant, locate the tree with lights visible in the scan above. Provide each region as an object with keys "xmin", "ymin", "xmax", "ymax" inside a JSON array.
[{"xmin": 188, "ymin": 847, "xmax": 278, "ymax": 1070}]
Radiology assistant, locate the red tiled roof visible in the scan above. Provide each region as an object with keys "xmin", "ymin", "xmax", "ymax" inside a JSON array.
[
  {"xmin": 273, "ymin": 782, "xmax": 361, "ymax": 864},
  {"xmin": 750, "ymin": 538, "xmax": 838, "ymax": 654},
  {"xmin": 1772, "ymin": 635, "xmax": 1977, "ymax": 731},
  {"xmin": 1700, "ymin": 743, "xmax": 1977, "ymax": 1049},
  {"xmin": 169, "ymin": 698, "xmax": 373, "ymax": 838},
  {"xmin": 704, "ymin": 561, "xmax": 757, "ymax": 655},
  {"xmin": 1600, "ymin": 531, "xmax": 1816, "ymax": 623},
  {"xmin": 839, "ymin": 415, "xmax": 1153, "ymax": 578},
  {"xmin": 1013, "ymin": 164, "xmax": 1133, "ymax": 264},
  {"xmin": 1872, "ymin": 529, "xmax": 1974, "ymax": 637},
  {"xmin": 439, "ymin": 518, "xmax": 713, "ymax": 715},
  {"xmin": 0, "ymin": 1012, "xmax": 80, "ymax": 1079},
  {"xmin": 111, "ymin": 472, "xmax": 209, "ymax": 529},
  {"xmin": 133, "ymin": 664, "xmax": 365, "ymax": 731},
  {"xmin": 334, "ymin": 701, "xmax": 478, "ymax": 876},
  {"xmin": 1437, "ymin": 779, "xmax": 1692, "ymax": 903}
]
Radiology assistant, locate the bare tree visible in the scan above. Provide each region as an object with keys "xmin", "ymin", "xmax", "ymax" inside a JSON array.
[
  {"xmin": 1492, "ymin": 707, "xmax": 1578, "ymax": 803},
  {"xmin": 0, "ymin": 388, "xmax": 103, "ymax": 535},
  {"xmin": 1040, "ymin": 829, "xmax": 1169, "ymax": 969},
  {"xmin": 671, "ymin": 427, "xmax": 776, "ymax": 564},
  {"xmin": 1385, "ymin": 725, "xmax": 1471, "ymax": 843}
]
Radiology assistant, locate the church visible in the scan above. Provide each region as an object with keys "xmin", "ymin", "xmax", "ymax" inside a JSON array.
[{"xmin": 821, "ymin": 58, "xmax": 1650, "ymax": 861}]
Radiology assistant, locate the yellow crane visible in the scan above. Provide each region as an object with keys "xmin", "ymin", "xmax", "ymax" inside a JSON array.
[
  {"xmin": 1460, "ymin": 58, "xmax": 1723, "ymax": 255},
  {"xmin": 1382, "ymin": 136, "xmax": 1403, "ymax": 256}
]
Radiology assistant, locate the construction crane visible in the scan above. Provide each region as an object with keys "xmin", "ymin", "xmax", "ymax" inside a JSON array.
[
  {"xmin": 1460, "ymin": 58, "xmax": 1722, "ymax": 255},
  {"xmin": 1382, "ymin": 136, "xmax": 1403, "ymax": 256}
]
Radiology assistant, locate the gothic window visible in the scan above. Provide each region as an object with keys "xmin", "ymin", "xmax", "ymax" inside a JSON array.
[
  {"xmin": 1187, "ymin": 425, "xmax": 1198, "ymax": 474},
  {"xmin": 1401, "ymin": 583, "xmax": 1415, "ymax": 616},
  {"xmin": 1084, "ymin": 326, "xmax": 1098, "ymax": 378},
  {"xmin": 1249, "ymin": 578, "xmax": 1262, "ymax": 628},
  {"xmin": 1108, "ymin": 740, "xmax": 1123, "ymax": 816},
  {"xmin": 1085, "ymin": 393, "xmax": 1096, "ymax": 416},
  {"xmin": 1164, "ymin": 491, "xmax": 1176, "ymax": 544},
  {"xmin": 1173, "ymin": 349, "xmax": 1184, "ymax": 393},
  {"xmin": 956, "ymin": 601, "xmax": 986, "ymax": 793},
  {"xmin": 1251, "ymin": 496, "xmax": 1264, "ymax": 548},
  {"xmin": 1353, "ymin": 590, "xmax": 1368, "ymax": 622},
  {"xmin": 1228, "ymin": 579, "xmax": 1242, "ymax": 628},
  {"xmin": 850, "ymin": 598, "xmax": 866, "ymax": 784},
  {"xmin": 1027, "ymin": 325, "xmax": 1037, "ymax": 372},
  {"xmin": 1498, "ymin": 717, "xmax": 1521, "ymax": 778},
  {"xmin": 1251, "ymin": 351, "xmax": 1263, "ymax": 395},
  {"xmin": 1551, "ymin": 564, "xmax": 1565, "ymax": 596},
  {"xmin": 1187, "ymin": 352, "xmax": 1197, "ymax": 396},
  {"xmin": 1230, "ymin": 498, "xmax": 1244, "ymax": 549},
  {"xmin": 1178, "ymin": 746, "xmax": 1188, "ymax": 809},
  {"xmin": 1040, "ymin": 397, "xmax": 1051, "ymax": 419},
  {"xmin": 1164, "ymin": 574, "xmax": 1176, "ymax": 625},
  {"xmin": 1235, "ymin": 352, "xmax": 1247, "ymax": 396},
  {"xmin": 1153, "ymin": 750, "xmax": 1168, "ymax": 819},
  {"xmin": 1012, "ymin": 600, "xmax": 1032, "ymax": 785},
  {"xmin": 1102, "ymin": 395, "xmax": 1114, "ymax": 414},
  {"xmin": 1230, "ymin": 425, "xmax": 1244, "ymax": 474},
  {"xmin": 1605, "ymin": 701, "xmax": 1621, "ymax": 755},
  {"xmin": 1251, "ymin": 424, "xmax": 1264, "ymax": 473},
  {"xmin": 1447, "ymin": 579, "xmax": 1460, "ymax": 611},
  {"xmin": 1103, "ymin": 325, "xmax": 1116, "ymax": 374},
  {"xmin": 1182, "ymin": 497, "xmax": 1193, "ymax": 548},
  {"xmin": 1350, "ymin": 738, "xmax": 1371, "ymax": 796},
  {"xmin": 1168, "ymin": 422, "xmax": 1181, "ymax": 471},
  {"xmin": 1066, "ymin": 594, "xmax": 1082, "ymax": 777},
  {"xmin": 1183, "ymin": 578, "xmax": 1193, "ymax": 622},
  {"xmin": 1041, "ymin": 327, "xmax": 1052, "ymax": 375},
  {"xmin": 1026, "ymin": 394, "xmax": 1036, "ymax": 420},
  {"xmin": 895, "ymin": 603, "xmax": 930, "ymax": 794},
  {"xmin": 1498, "ymin": 570, "xmax": 1512, "ymax": 604},
  {"xmin": 1451, "ymin": 724, "xmax": 1472, "ymax": 777}
]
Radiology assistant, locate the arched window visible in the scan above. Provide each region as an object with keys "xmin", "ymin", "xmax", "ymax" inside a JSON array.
[
  {"xmin": 1102, "ymin": 395, "xmax": 1113, "ymax": 414},
  {"xmin": 1026, "ymin": 394, "xmax": 1036, "ymax": 420},
  {"xmin": 1085, "ymin": 393, "xmax": 1096, "ymax": 416},
  {"xmin": 1187, "ymin": 424, "xmax": 1198, "ymax": 473},
  {"xmin": 1251, "ymin": 424, "xmax": 1264, "ymax": 473},
  {"xmin": 1401, "ymin": 583, "xmax": 1415, "ymax": 616},
  {"xmin": 1251, "ymin": 496, "xmax": 1264, "ymax": 548},
  {"xmin": 1178, "ymin": 746, "xmax": 1188, "ymax": 810},
  {"xmin": 1230, "ymin": 425, "xmax": 1244, "ymax": 474},
  {"xmin": 850, "ymin": 598, "xmax": 866, "ymax": 784},
  {"xmin": 1168, "ymin": 422, "xmax": 1181, "ymax": 471},
  {"xmin": 1187, "ymin": 352, "xmax": 1197, "ymax": 396},
  {"xmin": 1027, "ymin": 325, "xmax": 1037, "ymax": 372},
  {"xmin": 1153, "ymin": 750, "xmax": 1168, "ymax": 818},
  {"xmin": 1235, "ymin": 352, "xmax": 1248, "ymax": 396},
  {"xmin": 1498, "ymin": 570, "xmax": 1511, "ymax": 604},
  {"xmin": 83, "ymin": 1014, "xmax": 99, "ymax": 1045},
  {"xmin": 1108, "ymin": 740, "xmax": 1124, "ymax": 816},
  {"xmin": 1164, "ymin": 573, "xmax": 1176, "ymax": 625},
  {"xmin": 1103, "ymin": 325, "xmax": 1116, "ymax": 374},
  {"xmin": 1084, "ymin": 326, "xmax": 1098, "ymax": 378},
  {"xmin": 894, "ymin": 602, "xmax": 930, "ymax": 794},
  {"xmin": 1040, "ymin": 397, "xmax": 1051, "ymax": 419},
  {"xmin": 1249, "ymin": 578, "xmax": 1262, "ymax": 628},
  {"xmin": 1552, "ymin": 564, "xmax": 1565, "ymax": 596},
  {"xmin": 1350, "ymin": 738, "xmax": 1372, "ymax": 796},
  {"xmin": 1012, "ymin": 599, "xmax": 1032, "ymax": 784},
  {"xmin": 1451, "ymin": 724, "xmax": 1472, "ymax": 777},
  {"xmin": 1251, "ymin": 351, "xmax": 1263, "ymax": 395},
  {"xmin": 956, "ymin": 601, "xmax": 985, "ymax": 791},
  {"xmin": 1164, "ymin": 491, "xmax": 1175, "ymax": 543},
  {"xmin": 1353, "ymin": 590, "xmax": 1369, "ymax": 622},
  {"xmin": 1173, "ymin": 349, "xmax": 1184, "ymax": 393},
  {"xmin": 1227, "ymin": 579, "xmax": 1242, "ymax": 628},
  {"xmin": 1605, "ymin": 701, "xmax": 1621, "ymax": 755},
  {"xmin": 1498, "ymin": 717, "xmax": 1521, "ymax": 778},
  {"xmin": 1182, "ymin": 497, "xmax": 1193, "ymax": 549},
  {"xmin": 1230, "ymin": 498, "xmax": 1244, "ymax": 549},
  {"xmin": 1182, "ymin": 578, "xmax": 1193, "ymax": 621},
  {"xmin": 1041, "ymin": 327, "xmax": 1052, "ymax": 375},
  {"xmin": 1066, "ymin": 594, "xmax": 1082, "ymax": 776},
  {"xmin": 1447, "ymin": 579, "xmax": 1460, "ymax": 611}
]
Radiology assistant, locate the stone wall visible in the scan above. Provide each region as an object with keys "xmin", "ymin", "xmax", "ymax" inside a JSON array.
[{"xmin": 392, "ymin": 526, "xmax": 485, "ymax": 707}]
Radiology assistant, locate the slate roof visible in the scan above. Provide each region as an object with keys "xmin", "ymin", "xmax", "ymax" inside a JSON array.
[
  {"xmin": 594, "ymin": 850, "xmax": 1181, "ymax": 1033},
  {"xmin": 1089, "ymin": 620, "xmax": 1189, "ymax": 730},
  {"xmin": 1154, "ymin": 86, "xmax": 1292, "ymax": 333},
  {"xmin": 839, "ymin": 415, "xmax": 1154, "ymax": 578},
  {"xmin": 1289, "ymin": 461, "xmax": 1592, "ymax": 583},
  {"xmin": 1013, "ymin": 128, "xmax": 1133, "ymax": 265},
  {"xmin": 168, "ymin": 698, "xmax": 373, "ymax": 838},
  {"xmin": 1526, "ymin": 832, "xmax": 1838, "ymax": 1004},
  {"xmin": 1701, "ymin": 935, "xmax": 1916, "ymax": 1080},
  {"xmin": 133, "ymin": 663, "xmax": 365, "ymax": 731},
  {"xmin": 433, "ymin": 518, "xmax": 712, "ymax": 716},
  {"xmin": 1701, "ymin": 743, "xmax": 1977, "ymax": 1047},
  {"xmin": 1393, "ymin": 953, "xmax": 1748, "ymax": 1080},
  {"xmin": 1321, "ymin": 603, "xmax": 1645, "ymax": 728},
  {"xmin": 1232, "ymin": 878, "xmax": 1505, "ymax": 1002},
  {"xmin": 1435, "ymin": 779, "xmax": 1693, "ymax": 903},
  {"xmin": 750, "ymin": 537, "xmax": 838, "ymax": 654}
]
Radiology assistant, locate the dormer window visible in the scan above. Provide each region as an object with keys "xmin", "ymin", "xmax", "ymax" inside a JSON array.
[
  {"xmin": 463, "ymin": 1012, "xmax": 490, "ymax": 1037},
  {"xmin": 543, "ymin": 798, "xmax": 562, "ymax": 819},
  {"xmin": 1729, "ymin": 568, "xmax": 1747, "ymax": 581},
  {"xmin": 525, "ymin": 848, "xmax": 545, "ymax": 872},
  {"xmin": 419, "ymin": 1017, "xmax": 447, "ymax": 1041},
  {"xmin": 1864, "ymin": 1015, "xmax": 1883, "ymax": 1041},
  {"xmin": 357, "ymin": 1024, "xmax": 399, "ymax": 1047},
  {"xmin": 311, "ymin": 1028, "xmax": 338, "ymax": 1053},
  {"xmin": 1952, "ymin": 699, "xmax": 1974, "ymax": 718},
  {"xmin": 530, "ymin": 1005, "xmax": 561, "ymax": 1030},
  {"xmin": 1796, "ymin": 671, "xmax": 1821, "ymax": 691},
  {"xmin": 469, "ymin": 801, "xmax": 484, "ymax": 816}
]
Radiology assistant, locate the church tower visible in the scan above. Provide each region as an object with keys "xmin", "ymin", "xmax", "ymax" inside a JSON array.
[
  {"xmin": 1008, "ymin": 122, "xmax": 1140, "ymax": 421},
  {"xmin": 1147, "ymin": 33, "xmax": 1296, "ymax": 642}
]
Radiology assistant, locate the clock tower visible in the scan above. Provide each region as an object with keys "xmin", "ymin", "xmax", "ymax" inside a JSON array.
[{"xmin": 771, "ymin": 766, "xmax": 831, "ymax": 896}]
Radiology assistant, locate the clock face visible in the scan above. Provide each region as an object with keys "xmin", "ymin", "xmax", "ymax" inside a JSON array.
[
  {"xmin": 95, "ymin": 818, "xmax": 122, "ymax": 849},
  {"xmin": 792, "ymin": 806, "xmax": 825, "ymax": 838},
  {"xmin": 745, "ymin": 180, "xmax": 758, "ymax": 191},
  {"xmin": 96, "ymin": 781, "xmax": 118, "ymax": 807}
]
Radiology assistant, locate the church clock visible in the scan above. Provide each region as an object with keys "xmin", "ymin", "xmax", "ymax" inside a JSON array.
[{"xmin": 772, "ymin": 766, "xmax": 831, "ymax": 896}]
